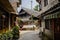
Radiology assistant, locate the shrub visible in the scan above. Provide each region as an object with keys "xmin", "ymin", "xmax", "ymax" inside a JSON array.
[
  {"xmin": 0, "ymin": 26, "xmax": 19, "ymax": 40},
  {"xmin": 6, "ymin": 31, "xmax": 13, "ymax": 40},
  {"xmin": 12, "ymin": 26, "xmax": 19, "ymax": 39},
  {"xmin": 0, "ymin": 34, "xmax": 2, "ymax": 40},
  {"xmin": 0, "ymin": 33, "xmax": 7, "ymax": 40},
  {"xmin": 0, "ymin": 31, "xmax": 13, "ymax": 40}
]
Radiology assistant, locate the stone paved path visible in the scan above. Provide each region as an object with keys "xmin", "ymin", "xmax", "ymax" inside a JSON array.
[{"xmin": 18, "ymin": 30, "xmax": 42, "ymax": 40}]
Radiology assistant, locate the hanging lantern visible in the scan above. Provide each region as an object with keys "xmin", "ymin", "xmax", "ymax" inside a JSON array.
[{"xmin": 2, "ymin": 15, "xmax": 6, "ymax": 18}]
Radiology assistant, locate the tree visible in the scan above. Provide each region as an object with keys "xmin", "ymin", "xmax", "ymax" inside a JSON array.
[
  {"xmin": 34, "ymin": 5, "xmax": 39, "ymax": 11},
  {"xmin": 29, "ymin": 15, "xmax": 34, "ymax": 20}
]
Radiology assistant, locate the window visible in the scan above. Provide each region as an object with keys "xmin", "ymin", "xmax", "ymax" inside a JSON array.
[
  {"xmin": 4, "ymin": 16, "xmax": 9, "ymax": 28},
  {"xmin": 54, "ymin": 18, "xmax": 60, "ymax": 32},
  {"xmin": 0, "ymin": 16, "xmax": 3, "ymax": 30},
  {"xmin": 44, "ymin": 0, "xmax": 48, "ymax": 6},
  {"xmin": 59, "ymin": 0, "xmax": 60, "ymax": 2},
  {"xmin": 45, "ymin": 20, "xmax": 50, "ymax": 29},
  {"xmin": 39, "ymin": 1, "xmax": 42, "ymax": 11}
]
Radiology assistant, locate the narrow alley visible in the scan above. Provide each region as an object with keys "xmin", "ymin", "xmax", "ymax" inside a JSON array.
[
  {"xmin": 0, "ymin": 0, "xmax": 60, "ymax": 40},
  {"xmin": 19, "ymin": 30, "xmax": 41, "ymax": 40}
]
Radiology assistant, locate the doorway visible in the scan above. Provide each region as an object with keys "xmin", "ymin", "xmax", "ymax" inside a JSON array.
[{"xmin": 54, "ymin": 18, "xmax": 60, "ymax": 40}]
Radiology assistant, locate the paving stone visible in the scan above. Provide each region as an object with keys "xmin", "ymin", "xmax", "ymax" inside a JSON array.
[{"xmin": 18, "ymin": 30, "xmax": 42, "ymax": 40}]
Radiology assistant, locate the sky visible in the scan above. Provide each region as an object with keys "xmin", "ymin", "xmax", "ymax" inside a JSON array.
[
  {"xmin": 17, "ymin": 0, "xmax": 38, "ymax": 12},
  {"xmin": 21, "ymin": 0, "xmax": 38, "ymax": 9}
]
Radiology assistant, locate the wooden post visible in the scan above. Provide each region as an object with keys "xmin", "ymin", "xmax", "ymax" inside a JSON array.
[
  {"xmin": 2, "ymin": 15, "xmax": 5, "ymax": 33},
  {"xmin": 9, "ymin": 13, "xmax": 10, "ymax": 31}
]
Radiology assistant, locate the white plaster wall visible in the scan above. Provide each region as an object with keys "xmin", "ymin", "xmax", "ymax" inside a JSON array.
[
  {"xmin": 41, "ymin": 20, "xmax": 45, "ymax": 32},
  {"xmin": 38, "ymin": 0, "xmax": 59, "ymax": 14}
]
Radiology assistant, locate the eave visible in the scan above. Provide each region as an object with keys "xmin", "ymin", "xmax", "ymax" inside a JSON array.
[
  {"xmin": 0, "ymin": 0, "xmax": 15, "ymax": 13},
  {"xmin": 36, "ymin": 0, "xmax": 41, "ymax": 3}
]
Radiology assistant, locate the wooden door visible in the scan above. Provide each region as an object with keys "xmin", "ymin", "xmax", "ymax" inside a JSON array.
[{"xmin": 54, "ymin": 18, "xmax": 60, "ymax": 40}]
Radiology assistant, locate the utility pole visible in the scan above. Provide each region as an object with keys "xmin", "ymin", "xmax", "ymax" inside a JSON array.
[
  {"xmin": 31, "ymin": 0, "xmax": 32, "ymax": 20},
  {"xmin": 31, "ymin": 0, "xmax": 32, "ymax": 10},
  {"xmin": 31, "ymin": 0, "xmax": 33, "ymax": 24}
]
